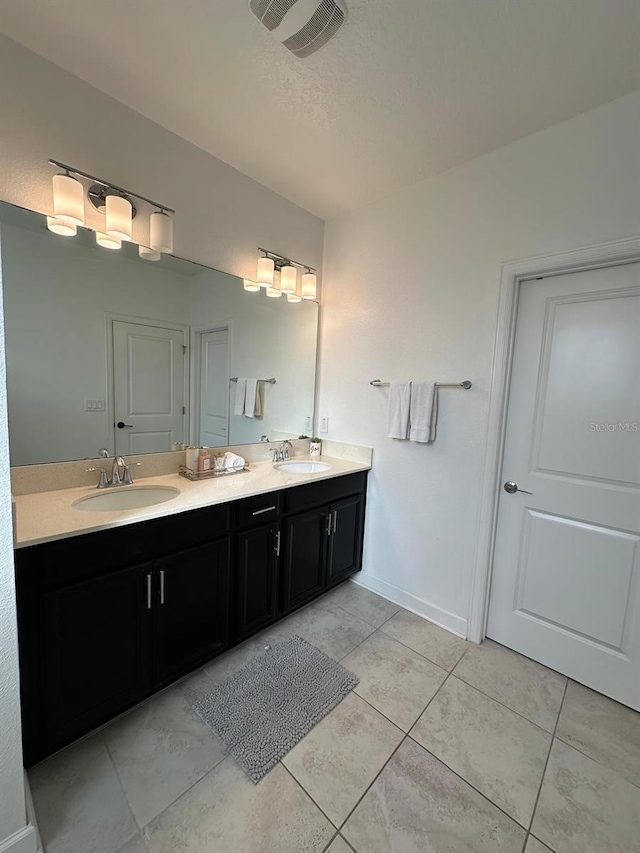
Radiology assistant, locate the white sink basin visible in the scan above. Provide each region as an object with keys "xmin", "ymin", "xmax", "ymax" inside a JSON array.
[
  {"xmin": 274, "ymin": 461, "xmax": 332, "ymax": 474},
  {"xmin": 73, "ymin": 485, "xmax": 181, "ymax": 512}
]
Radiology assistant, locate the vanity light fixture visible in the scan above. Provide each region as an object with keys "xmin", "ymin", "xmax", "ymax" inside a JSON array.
[
  {"xmin": 105, "ymin": 194, "xmax": 133, "ymax": 242},
  {"xmin": 243, "ymin": 279, "xmax": 261, "ymax": 292},
  {"xmin": 47, "ymin": 159, "xmax": 175, "ymax": 254},
  {"xmin": 266, "ymin": 269, "xmax": 282, "ymax": 297},
  {"xmin": 139, "ymin": 245, "xmax": 161, "ymax": 261},
  {"xmin": 96, "ymin": 231, "xmax": 121, "ymax": 250},
  {"xmin": 46, "ymin": 216, "xmax": 77, "ymax": 237},
  {"xmin": 52, "ymin": 172, "xmax": 85, "ymax": 226},
  {"xmin": 301, "ymin": 270, "xmax": 317, "ymax": 300},
  {"xmin": 280, "ymin": 264, "xmax": 297, "ymax": 294},
  {"xmin": 257, "ymin": 254, "xmax": 275, "ymax": 288},
  {"xmin": 256, "ymin": 248, "xmax": 317, "ymax": 303}
]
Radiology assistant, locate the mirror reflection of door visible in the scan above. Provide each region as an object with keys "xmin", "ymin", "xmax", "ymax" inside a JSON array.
[
  {"xmin": 196, "ymin": 327, "xmax": 230, "ymax": 447},
  {"xmin": 112, "ymin": 319, "xmax": 187, "ymax": 456}
]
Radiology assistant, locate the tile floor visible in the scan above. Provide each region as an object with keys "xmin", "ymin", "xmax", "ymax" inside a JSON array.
[{"xmin": 29, "ymin": 582, "xmax": 640, "ymax": 853}]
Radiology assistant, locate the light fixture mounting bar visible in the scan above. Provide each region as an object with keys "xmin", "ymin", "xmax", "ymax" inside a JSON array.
[
  {"xmin": 48, "ymin": 159, "xmax": 175, "ymax": 214},
  {"xmin": 258, "ymin": 247, "xmax": 316, "ymax": 273}
]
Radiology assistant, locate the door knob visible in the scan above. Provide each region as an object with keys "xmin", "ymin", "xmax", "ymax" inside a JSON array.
[
  {"xmin": 503, "ymin": 481, "xmax": 533, "ymax": 495},
  {"xmin": 116, "ymin": 422, "xmax": 134, "ymax": 429}
]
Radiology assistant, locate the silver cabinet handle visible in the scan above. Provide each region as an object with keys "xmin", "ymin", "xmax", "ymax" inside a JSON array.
[
  {"xmin": 146, "ymin": 573, "xmax": 152, "ymax": 610},
  {"xmin": 503, "ymin": 481, "xmax": 533, "ymax": 495},
  {"xmin": 333, "ymin": 510, "xmax": 338, "ymax": 534},
  {"xmin": 274, "ymin": 530, "xmax": 281, "ymax": 556},
  {"xmin": 160, "ymin": 570, "xmax": 165, "ymax": 605},
  {"xmin": 326, "ymin": 514, "xmax": 332, "ymax": 536},
  {"xmin": 252, "ymin": 505, "xmax": 276, "ymax": 516}
]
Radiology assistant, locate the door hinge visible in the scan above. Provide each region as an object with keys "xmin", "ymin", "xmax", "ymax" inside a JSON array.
[
  {"xmin": 182, "ymin": 406, "xmax": 186, "ymax": 415},
  {"xmin": 182, "ymin": 345, "xmax": 188, "ymax": 354}
]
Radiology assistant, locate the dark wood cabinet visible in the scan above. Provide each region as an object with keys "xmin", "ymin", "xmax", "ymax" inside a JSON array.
[
  {"xmin": 327, "ymin": 495, "xmax": 364, "ymax": 588},
  {"xmin": 282, "ymin": 507, "xmax": 328, "ymax": 614},
  {"xmin": 154, "ymin": 539, "xmax": 230, "ymax": 685},
  {"xmin": 41, "ymin": 562, "xmax": 153, "ymax": 754},
  {"xmin": 236, "ymin": 523, "xmax": 279, "ymax": 640},
  {"xmin": 15, "ymin": 470, "xmax": 367, "ymax": 765}
]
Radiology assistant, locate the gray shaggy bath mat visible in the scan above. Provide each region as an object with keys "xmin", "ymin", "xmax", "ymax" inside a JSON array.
[{"xmin": 193, "ymin": 636, "xmax": 358, "ymax": 782}]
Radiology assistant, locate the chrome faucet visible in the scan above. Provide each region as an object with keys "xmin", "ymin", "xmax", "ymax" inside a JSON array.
[
  {"xmin": 86, "ymin": 455, "xmax": 141, "ymax": 489},
  {"xmin": 271, "ymin": 440, "xmax": 293, "ymax": 463}
]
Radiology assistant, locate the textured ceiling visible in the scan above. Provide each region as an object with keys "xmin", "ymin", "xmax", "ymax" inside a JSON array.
[{"xmin": 0, "ymin": 0, "xmax": 639, "ymax": 219}]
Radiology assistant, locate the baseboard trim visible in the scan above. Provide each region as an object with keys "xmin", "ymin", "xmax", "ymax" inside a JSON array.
[
  {"xmin": 23, "ymin": 774, "xmax": 41, "ymax": 853},
  {"xmin": 352, "ymin": 573, "xmax": 468, "ymax": 638},
  {"xmin": 0, "ymin": 824, "xmax": 38, "ymax": 853}
]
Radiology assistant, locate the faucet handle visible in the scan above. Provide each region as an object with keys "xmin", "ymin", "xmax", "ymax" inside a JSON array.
[
  {"xmin": 86, "ymin": 467, "xmax": 109, "ymax": 489},
  {"xmin": 122, "ymin": 462, "xmax": 142, "ymax": 485}
]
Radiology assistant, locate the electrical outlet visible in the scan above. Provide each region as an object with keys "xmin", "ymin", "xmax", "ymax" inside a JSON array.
[
  {"xmin": 305, "ymin": 415, "xmax": 313, "ymax": 432},
  {"xmin": 319, "ymin": 417, "xmax": 329, "ymax": 434}
]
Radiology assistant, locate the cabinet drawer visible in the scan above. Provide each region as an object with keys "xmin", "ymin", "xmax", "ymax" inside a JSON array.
[
  {"xmin": 283, "ymin": 472, "xmax": 367, "ymax": 515},
  {"xmin": 236, "ymin": 492, "xmax": 281, "ymax": 529},
  {"xmin": 35, "ymin": 503, "xmax": 230, "ymax": 589}
]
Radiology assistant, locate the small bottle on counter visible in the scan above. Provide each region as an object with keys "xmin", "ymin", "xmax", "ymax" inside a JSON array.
[{"xmin": 197, "ymin": 447, "xmax": 212, "ymax": 474}]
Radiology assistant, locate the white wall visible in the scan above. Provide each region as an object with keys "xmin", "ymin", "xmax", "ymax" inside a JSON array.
[
  {"xmin": 0, "ymin": 35, "xmax": 323, "ymax": 851},
  {"xmin": 318, "ymin": 91, "xmax": 640, "ymax": 635},
  {"xmin": 190, "ymin": 269, "xmax": 318, "ymax": 445}
]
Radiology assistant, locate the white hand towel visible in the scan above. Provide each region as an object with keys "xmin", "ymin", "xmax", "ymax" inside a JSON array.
[
  {"xmin": 244, "ymin": 379, "xmax": 258, "ymax": 419},
  {"xmin": 387, "ymin": 381, "xmax": 412, "ymax": 439},
  {"xmin": 410, "ymin": 381, "xmax": 438, "ymax": 443},
  {"xmin": 223, "ymin": 451, "xmax": 246, "ymax": 470},
  {"xmin": 233, "ymin": 379, "xmax": 246, "ymax": 416},
  {"xmin": 253, "ymin": 380, "xmax": 264, "ymax": 418}
]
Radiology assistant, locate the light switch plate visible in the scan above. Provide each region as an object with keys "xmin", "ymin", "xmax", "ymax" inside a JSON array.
[
  {"xmin": 84, "ymin": 398, "xmax": 106, "ymax": 412},
  {"xmin": 305, "ymin": 415, "xmax": 313, "ymax": 432},
  {"xmin": 319, "ymin": 417, "xmax": 329, "ymax": 434}
]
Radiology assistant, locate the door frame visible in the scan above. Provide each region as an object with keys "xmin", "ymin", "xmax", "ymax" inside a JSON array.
[
  {"xmin": 190, "ymin": 322, "xmax": 232, "ymax": 447},
  {"xmin": 105, "ymin": 312, "xmax": 190, "ymax": 456},
  {"xmin": 468, "ymin": 235, "xmax": 640, "ymax": 644}
]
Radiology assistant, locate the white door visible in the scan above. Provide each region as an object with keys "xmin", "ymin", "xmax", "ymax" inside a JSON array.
[
  {"xmin": 197, "ymin": 328, "xmax": 229, "ymax": 447},
  {"xmin": 487, "ymin": 262, "xmax": 640, "ymax": 710},
  {"xmin": 112, "ymin": 320, "xmax": 186, "ymax": 456}
]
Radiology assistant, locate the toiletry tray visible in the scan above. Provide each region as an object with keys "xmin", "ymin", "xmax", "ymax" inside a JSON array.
[{"xmin": 179, "ymin": 464, "xmax": 250, "ymax": 482}]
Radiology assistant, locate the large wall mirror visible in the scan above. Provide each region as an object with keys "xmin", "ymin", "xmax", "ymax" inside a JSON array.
[{"xmin": 0, "ymin": 201, "xmax": 319, "ymax": 466}]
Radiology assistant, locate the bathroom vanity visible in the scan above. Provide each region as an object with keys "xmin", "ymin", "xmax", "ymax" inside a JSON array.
[{"xmin": 14, "ymin": 465, "xmax": 368, "ymax": 766}]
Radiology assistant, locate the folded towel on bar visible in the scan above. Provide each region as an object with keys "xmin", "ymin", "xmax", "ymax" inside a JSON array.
[
  {"xmin": 387, "ymin": 381, "xmax": 412, "ymax": 439},
  {"xmin": 223, "ymin": 451, "xmax": 246, "ymax": 470},
  {"xmin": 244, "ymin": 379, "xmax": 258, "ymax": 419},
  {"xmin": 253, "ymin": 380, "xmax": 264, "ymax": 418},
  {"xmin": 234, "ymin": 379, "xmax": 247, "ymax": 416},
  {"xmin": 410, "ymin": 381, "xmax": 438, "ymax": 443}
]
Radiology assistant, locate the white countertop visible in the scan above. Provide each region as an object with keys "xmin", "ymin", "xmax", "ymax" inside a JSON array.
[{"xmin": 13, "ymin": 455, "xmax": 370, "ymax": 549}]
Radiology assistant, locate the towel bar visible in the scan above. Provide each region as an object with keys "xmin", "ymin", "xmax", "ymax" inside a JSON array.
[
  {"xmin": 230, "ymin": 377, "xmax": 277, "ymax": 384},
  {"xmin": 370, "ymin": 380, "xmax": 472, "ymax": 389}
]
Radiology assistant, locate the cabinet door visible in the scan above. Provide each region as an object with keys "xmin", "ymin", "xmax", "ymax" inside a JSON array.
[
  {"xmin": 154, "ymin": 538, "xmax": 230, "ymax": 685},
  {"xmin": 236, "ymin": 523, "xmax": 280, "ymax": 641},
  {"xmin": 282, "ymin": 507, "xmax": 327, "ymax": 614},
  {"xmin": 41, "ymin": 563, "xmax": 153, "ymax": 753},
  {"xmin": 327, "ymin": 495, "xmax": 364, "ymax": 588}
]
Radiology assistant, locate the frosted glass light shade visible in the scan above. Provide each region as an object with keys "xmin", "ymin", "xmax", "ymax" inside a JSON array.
[
  {"xmin": 266, "ymin": 285, "xmax": 282, "ymax": 297},
  {"xmin": 150, "ymin": 211, "xmax": 173, "ymax": 254},
  {"xmin": 287, "ymin": 292, "xmax": 302, "ymax": 303},
  {"xmin": 280, "ymin": 264, "xmax": 297, "ymax": 294},
  {"xmin": 257, "ymin": 256, "xmax": 274, "ymax": 288},
  {"xmin": 96, "ymin": 231, "xmax": 121, "ymax": 250},
  {"xmin": 302, "ymin": 272, "xmax": 317, "ymax": 300},
  {"xmin": 243, "ymin": 279, "xmax": 260, "ymax": 292},
  {"xmin": 47, "ymin": 216, "xmax": 76, "ymax": 237},
  {"xmin": 105, "ymin": 195, "xmax": 132, "ymax": 241},
  {"xmin": 139, "ymin": 245, "xmax": 161, "ymax": 261},
  {"xmin": 53, "ymin": 174, "xmax": 84, "ymax": 226}
]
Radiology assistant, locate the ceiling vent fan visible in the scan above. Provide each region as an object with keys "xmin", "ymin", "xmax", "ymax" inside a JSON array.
[{"xmin": 249, "ymin": 0, "xmax": 347, "ymax": 58}]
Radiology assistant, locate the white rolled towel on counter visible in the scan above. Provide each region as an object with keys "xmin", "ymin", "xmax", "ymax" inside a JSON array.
[{"xmin": 224, "ymin": 451, "xmax": 246, "ymax": 471}]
